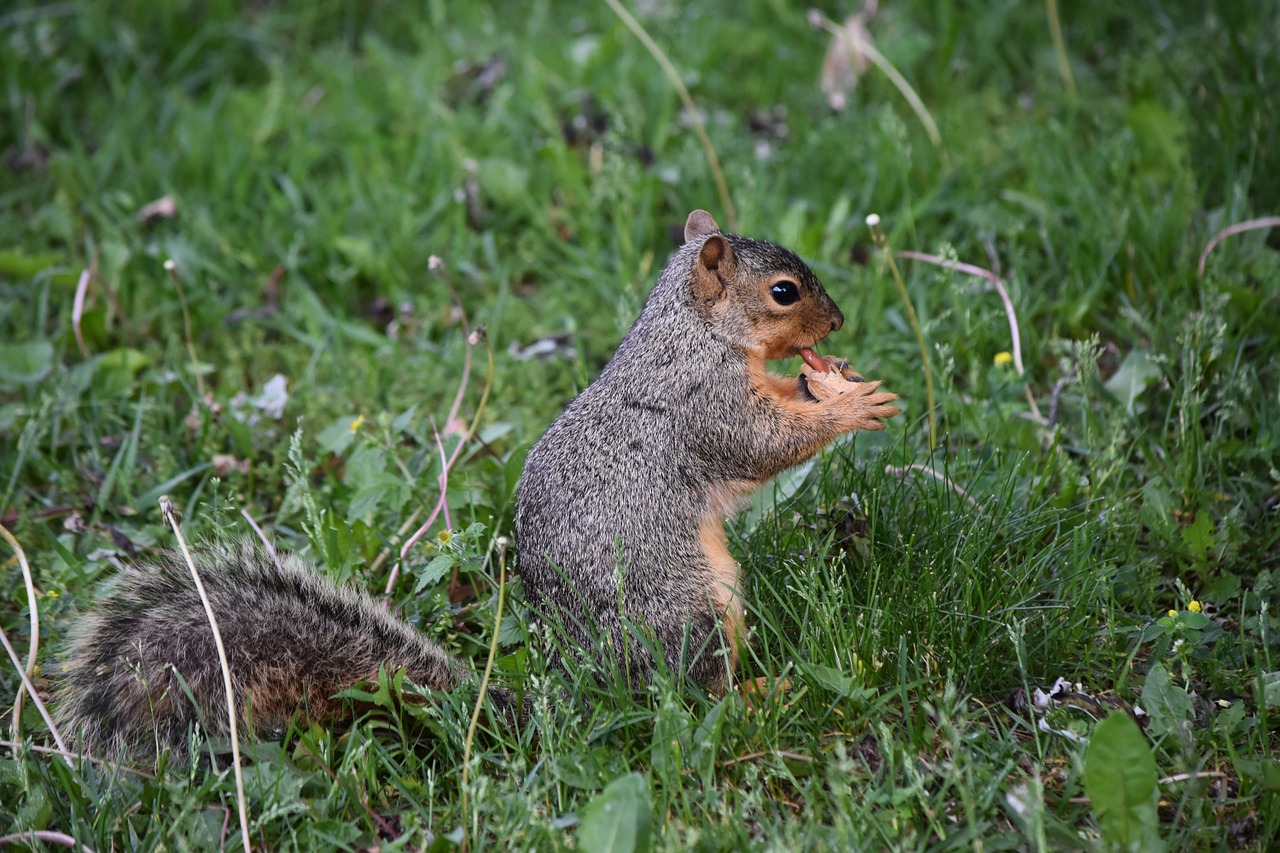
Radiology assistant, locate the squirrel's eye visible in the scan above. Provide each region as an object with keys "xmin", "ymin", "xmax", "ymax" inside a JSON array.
[{"xmin": 770, "ymin": 280, "xmax": 800, "ymax": 306}]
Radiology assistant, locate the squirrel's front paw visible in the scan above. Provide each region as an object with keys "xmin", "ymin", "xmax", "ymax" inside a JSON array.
[{"xmin": 802, "ymin": 369, "xmax": 902, "ymax": 429}]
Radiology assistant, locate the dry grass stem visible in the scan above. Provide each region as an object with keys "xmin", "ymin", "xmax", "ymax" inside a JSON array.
[
  {"xmin": 71, "ymin": 257, "xmax": 95, "ymax": 360},
  {"xmin": 159, "ymin": 496, "xmax": 252, "ymax": 853},
  {"xmin": 0, "ymin": 523, "xmax": 61, "ymax": 752},
  {"xmin": 239, "ymin": 508, "xmax": 281, "ymax": 572},
  {"xmin": 604, "ymin": 0, "xmax": 737, "ymax": 229},
  {"xmin": 867, "ymin": 215, "xmax": 937, "ymax": 449},
  {"xmin": 0, "ymin": 831, "xmax": 95, "ymax": 853},
  {"xmin": 1197, "ymin": 216, "xmax": 1280, "ymax": 277},
  {"xmin": 1043, "ymin": 0, "xmax": 1077, "ymax": 95},
  {"xmin": 0, "ymin": 622, "xmax": 68, "ymax": 757},
  {"xmin": 897, "ymin": 251, "xmax": 1025, "ymax": 375},
  {"xmin": 461, "ymin": 537, "xmax": 508, "ymax": 850},
  {"xmin": 885, "ymin": 463, "xmax": 981, "ymax": 509},
  {"xmin": 163, "ymin": 260, "xmax": 208, "ymax": 400},
  {"xmin": 0, "ymin": 738, "xmax": 154, "ymax": 778}
]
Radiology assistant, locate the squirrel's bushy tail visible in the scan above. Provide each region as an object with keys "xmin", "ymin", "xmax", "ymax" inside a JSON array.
[{"xmin": 54, "ymin": 541, "xmax": 468, "ymax": 759}]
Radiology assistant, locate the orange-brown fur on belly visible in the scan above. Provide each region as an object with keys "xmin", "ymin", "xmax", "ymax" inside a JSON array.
[{"xmin": 700, "ymin": 480, "xmax": 758, "ymax": 672}]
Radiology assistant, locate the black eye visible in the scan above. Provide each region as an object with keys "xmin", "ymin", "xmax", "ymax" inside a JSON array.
[{"xmin": 770, "ymin": 280, "xmax": 800, "ymax": 305}]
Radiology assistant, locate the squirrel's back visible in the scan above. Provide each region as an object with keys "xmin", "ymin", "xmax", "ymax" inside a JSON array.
[{"xmin": 54, "ymin": 541, "xmax": 465, "ymax": 758}]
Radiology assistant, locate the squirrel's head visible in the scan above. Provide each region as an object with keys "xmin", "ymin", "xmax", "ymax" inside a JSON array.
[{"xmin": 683, "ymin": 210, "xmax": 845, "ymax": 361}]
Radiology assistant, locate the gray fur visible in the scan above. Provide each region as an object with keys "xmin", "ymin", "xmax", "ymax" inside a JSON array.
[
  {"xmin": 515, "ymin": 223, "xmax": 843, "ymax": 687},
  {"xmin": 54, "ymin": 541, "xmax": 467, "ymax": 758}
]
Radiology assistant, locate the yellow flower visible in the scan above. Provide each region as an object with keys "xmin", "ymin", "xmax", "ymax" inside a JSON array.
[
  {"xmin": 1167, "ymin": 609, "xmax": 1178, "ymax": 618},
  {"xmin": 350, "ymin": 414, "xmax": 366, "ymax": 433},
  {"xmin": 436, "ymin": 529, "xmax": 453, "ymax": 545},
  {"xmin": 1188, "ymin": 600, "xmax": 1202, "ymax": 612},
  {"xmin": 993, "ymin": 351, "xmax": 1013, "ymax": 368}
]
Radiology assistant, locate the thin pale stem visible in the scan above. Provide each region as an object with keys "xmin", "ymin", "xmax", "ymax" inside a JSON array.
[
  {"xmin": 461, "ymin": 538, "xmax": 508, "ymax": 850},
  {"xmin": 869, "ymin": 217, "xmax": 937, "ymax": 450},
  {"xmin": 897, "ymin": 251, "xmax": 1024, "ymax": 375},
  {"xmin": 1198, "ymin": 216, "xmax": 1280, "ymax": 277},
  {"xmin": 1043, "ymin": 0, "xmax": 1077, "ymax": 95},
  {"xmin": 164, "ymin": 260, "xmax": 208, "ymax": 401},
  {"xmin": 0, "ymin": 622, "xmax": 67, "ymax": 756},
  {"xmin": 160, "ymin": 497, "xmax": 252, "ymax": 853},
  {"xmin": 0, "ymin": 523, "xmax": 44, "ymax": 749},
  {"xmin": 604, "ymin": 0, "xmax": 737, "ymax": 229}
]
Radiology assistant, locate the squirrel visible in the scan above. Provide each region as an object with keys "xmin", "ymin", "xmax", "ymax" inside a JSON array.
[
  {"xmin": 516, "ymin": 210, "xmax": 899, "ymax": 690},
  {"xmin": 52, "ymin": 210, "xmax": 900, "ymax": 758}
]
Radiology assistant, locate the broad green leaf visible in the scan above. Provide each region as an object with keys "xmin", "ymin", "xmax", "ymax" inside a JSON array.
[
  {"xmin": 412, "ymin": 554, "xmax": 456, "ymax": 593},
  {"xmin": 650, "ymin": 697, "xmax": 691, "ymax": 781},
  {"xmin": 1084, "ymin": 712, "xmax": 1162, "ymax": 852},
  {"xmin": 477, "ymin": 158, "xmax": 530, "ymax": 207},
  {"xmin": 0, "ymin": 340, "xmax": 54, "ymax": 384},
  {"xmin": 317, "ymin": 415, "xmax": 361, "ymax": 455},
  {"xmin": 1127, "ymin": 100, "xmax": 1189, "ymax": 183},
  {"xmin": 693, "ymin": 697, "xmax": 728, "ymax": 784},
  {"xmin": 1179, "ymin": 512, "xmax": 1214, "ymax": 558},
  {"xmin": 1233, "ymin": 758, "xmax": 1280, "ymax": 791},
  {"xmin": 0, "ymin": 249, "xmax": 60, "ymax": 278},
  {"xmin": 1258, "ymin": 671, "xmax": 1280, "ymax": 709},
  {"xmin": 1140, "ymin": 662, "xmax": 1193, "ymax": 747},
  {"xmin": 1105, "ymin": 349, "xmax": 1163, "ymax": 414},
  {"xmin": 577, "ymin": 773, "xmax": 652, "ymax": 853}
]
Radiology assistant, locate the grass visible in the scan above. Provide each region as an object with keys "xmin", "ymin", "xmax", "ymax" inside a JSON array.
[{"xmin": 2, "ymin": 0, "xmax": 1278, "ymax": 848}]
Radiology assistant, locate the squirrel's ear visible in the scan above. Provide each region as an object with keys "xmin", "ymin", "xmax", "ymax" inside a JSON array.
[
  {"xmin": 692, "ymin": 233, "xmax": 734, "ymax": 302},
  {"xmin": 684, "ymin": 210, "xmax": 720, "ymax": 243}
]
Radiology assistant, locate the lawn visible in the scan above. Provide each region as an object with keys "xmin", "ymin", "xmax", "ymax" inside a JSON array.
[{"xmin": 1, "ymin": 0, "xmax": 1278, "ymax": 849}]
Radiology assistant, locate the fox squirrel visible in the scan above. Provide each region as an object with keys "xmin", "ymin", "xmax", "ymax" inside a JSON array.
[
  {"xmin": 517, "ymin": 210, "xmax": 899, "ymax": 688},
  {"xmin": 53, "ymin": 210, "xmax": 900, "ymax": 758}
]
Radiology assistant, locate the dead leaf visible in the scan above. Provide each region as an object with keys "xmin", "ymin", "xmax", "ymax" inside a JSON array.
[
  {"xmin": 137, "ymin": 195, "xmax": 178, "ymax": 224},
  {"xmin": 816, "ymin": 3, "xmax": 878, "ymax": 112},
  {"xmin": 212, "ymin": 454, "xmax": 250, "ymax": 477}
]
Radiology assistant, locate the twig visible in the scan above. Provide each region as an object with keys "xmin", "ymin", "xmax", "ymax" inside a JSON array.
[
  {"xmin": 0, "ymin": 831, "xmax": 94, "ymax": 852},
  {"xmin": 812, "ymin": 12, "xmax": 941, "ymax": 148},
  {"xmin": 461, "ymin": 537, "xmax": 508, "ymax": 850},
  {"xmin": 1043, "ymin": 0, "xmax": 1077, "ymax": 95},
  {"xmin": 0, "ymin": 523, "xmax": 43, "ymax": 747},
  {"xmin": 163, "ymin": 259, "xmax": 208, "ymax": 400},
  {"xmin": 1046, "ymin": 369, "xmax": 1075, "ymax": 428},
  {"xmin": 0, "ymin": 622, "xmax": 67, "ymax": 756},
  {"xmin": 867, "ymin": 215, "xmax": 937, "ymax": 449},
  {"xmin": 603, "ymin": 0, "xmax": 737, "ymax": 229},
  {"xmin": 159, "ymin": 496, "xmax": 251, "ymax": 852},
  {"xmin": 1197, "ymin": 216, "xmax": 1280, "ymax": 277}
]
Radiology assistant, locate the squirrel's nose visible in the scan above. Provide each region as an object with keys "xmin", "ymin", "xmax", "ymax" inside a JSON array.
[{"xmin": 829, "ymin": 311, "xmax": 844, "ymax": 333}]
